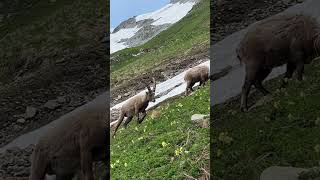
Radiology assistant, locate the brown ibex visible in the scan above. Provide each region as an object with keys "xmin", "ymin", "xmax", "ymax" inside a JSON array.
[
  {"xmin": 237, "ymin": 14, "xmax": 320, "ymax": 112},
  {"xmin": 112, "ymin": 78, "xmax": 156, "ymax": 137},
  {"xmin": 184, "ymin": 65, "xmax": 209, "ymax": 95},
  {"xmin": 29, "ymin": 93, "xmax": 108, "ymax": 180}
]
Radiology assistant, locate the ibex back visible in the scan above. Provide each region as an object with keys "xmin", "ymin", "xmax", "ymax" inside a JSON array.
[
  {"xmin": 237, "ymin": 14, "xmax": 320, "ymax": 111},
  {"xmin": 29, "ymin": 93, "xmax": 109, "ymax": 180}
]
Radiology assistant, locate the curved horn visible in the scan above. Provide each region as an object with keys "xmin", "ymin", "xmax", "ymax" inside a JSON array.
[
  {"xmin": 142, "ymin": 81, "xmax": 152, "ymax": 92},
  {"xmin": 151, "ymin": 77, "xmax": 156, "ymax": 92},
  {"xmin": 315, "ymin": 33, "xmax": 320, "ymax": 57}
]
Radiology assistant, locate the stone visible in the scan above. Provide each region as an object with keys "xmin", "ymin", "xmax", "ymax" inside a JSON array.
[
  {"xmin": 191, "ymin": 114, "xmax": 210, "ymax": 128},
  {"xmin": 151, "ymin": 109, "xmax": 161, "ymax": 119},
  {"xmin": 57, "ymin": 96, "xmax": 66, "ymax": 103},
  {"xmin": 16, "ymin": 119, "xmax": 26, "ymax": 124},
  {"xmin": 260, "ymin": 166, "xmax": 307, "ymax": 180},
  {"xmin": 44, "ymin": 100, "xmax": 61, "ymax": 110},
  {"xmin": 13, "ymin": 125, "xmax": 22, "ymax": 131},
  {"xmin": 25, "ymin": 106, "xmax": 37, "ymax": 119},
  {"xmin": 249, "ymin": 94, "xmax": 274, "ymax": 111}
]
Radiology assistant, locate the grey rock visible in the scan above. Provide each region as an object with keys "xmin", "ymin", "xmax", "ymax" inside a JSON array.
[
  {"xmin": 249, "ymin": 95, "xmax": 274, "ymax": 111},
  {"xmin": 16, "ymin": 119, "xmax": 26, "ymax": 124},
  {"xmin": 25, "ymin": 106, "xmax": 37, "ymax": 119},
  {"xmin": 57, "ymin": 96, "xmax": 66, "ymax": 103},
  {"xmin": 44, "ymin": 100, "xmax": 61, "ymax": 110},
  {"xmin": 260, "ymin": 166, "xmax": 307, "ymax": 180},
  {"xmin": 13, "ymin": 125, "xmax": 22, "ymax": 131},
  {"xmin": 191, "ymin": 114, "xmax": 210, "ymax": 128}
]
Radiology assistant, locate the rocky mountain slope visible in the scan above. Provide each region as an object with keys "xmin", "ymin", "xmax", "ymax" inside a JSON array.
[{"xmin": 110, "ymin": 0, "xmax": 199, "ymax": 53}]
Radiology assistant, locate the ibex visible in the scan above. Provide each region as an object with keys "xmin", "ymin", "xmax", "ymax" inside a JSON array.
[
  {"xmin": 237, "ymin": 14, "xmax": 320, "ymax": 112},
  {"xmin": 184, "ymin": 65, "xmax": 209, "ymax": 95},
  {"xmin": 112, "ymin": 78, "xmax": 156, "ymax": 137},
  {"xmin": 29, "ymin": 93, "xmax": 109, "ymax": 180}
]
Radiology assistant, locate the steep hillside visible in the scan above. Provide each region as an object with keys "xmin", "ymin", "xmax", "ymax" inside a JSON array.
[
  {"xmin": 212, "ymin": 58, "xmax": 320, "ymax": 179},
  {"xmin": 111, "ymin": 85, "xmax": 210, "ymax": 179},
  {"xmin": 0, "ymin": 0, "xmax": 107, "ymax": 149},
  {"xmin": 0, "ymin": 0, "xmax": 108, "ymax": 179},
  {"xmin": 110, "ymin": 0, "xmax": 209, "ymax": 104}
]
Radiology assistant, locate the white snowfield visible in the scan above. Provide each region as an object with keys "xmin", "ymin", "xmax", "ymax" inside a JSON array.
[
  {"xmin": 110, "ymin": 1, "xmax": 196, "ymax": 54},
  {"xmin": 110, "ymin": 60, "xmax": 210, "ymax": 126},
  {"xmin": 136, "ymin": 2, "xmax": 196, "ymax": 26},
  {"xmin": 110, "ymin": 27, "xmax": 140, "ymax": 53}
]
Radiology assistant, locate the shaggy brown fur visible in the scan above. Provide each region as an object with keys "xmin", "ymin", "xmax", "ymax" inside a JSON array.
[
  {"xmin": 184, "ymin": 65, "xmax": 209, "ymax": 95},
  {"xmin": 29, "ymin": 94, "xmax": 108, "ymax": 180},
  {"xmin": 237, "ymin": 14, "xmax": 320, "ymax": 111},
  {"xmin": 112, "ymin": 78, "xmax": 156, "ymax": 137}
]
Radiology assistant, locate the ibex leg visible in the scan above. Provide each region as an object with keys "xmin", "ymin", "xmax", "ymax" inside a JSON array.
[
  {"xmin": 80, "ymin": 130, "xmax": 94, "ymax": 180},
  {"xmin": 138, "ymin": 111, "xmax": 147, "ymax": 124}
]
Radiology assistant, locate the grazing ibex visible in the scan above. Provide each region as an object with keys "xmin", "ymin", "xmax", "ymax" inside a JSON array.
[
  {"xmin": 112, "ymin": 78, "xmax": 156, "ymax": 137},
  {"xmin": 237, "ymin": 14, "xmax": 320, "ymax": 112},
  {"xmin": 184, "ymin": 65, "xmax": 209, "ymax": 95},
  {"xmin": 29, "ymin": 93, "xmax": 108, "ymax": 180}
]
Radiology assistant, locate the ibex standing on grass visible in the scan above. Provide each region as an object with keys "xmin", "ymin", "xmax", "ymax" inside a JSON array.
[
  {"xmin": 237, "ymin": 14, "xmax": 320, "ymax": 112},
  {"xmin": 112, "ymin": 78, "xmax": 156, "ymax": 137},
  {"xmin": 29, "ymin": 93, "xmax": 108, "ymax": 180},
  {"xmin": 184, "ymin": 65, "xmax": 209, "ymax": 95}
]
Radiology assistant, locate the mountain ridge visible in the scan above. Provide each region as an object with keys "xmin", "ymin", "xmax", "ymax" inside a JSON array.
[{"xmin": 110, "ymin": 0, "xmax": 200, "ymax": 54}]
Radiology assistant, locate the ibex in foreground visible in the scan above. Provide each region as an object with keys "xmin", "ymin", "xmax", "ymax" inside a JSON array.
[
  {"xmin": 112, "ymin": 78, "xmax": 156, "ymax": 137},
  {"xmin": 29, "ymin": 93, "xmax": 108, "ymax": 180},
  {"xmin": 184, "ymin": 65, "xmax": 209, "ymax": 95},
  {"xmin": 237, "ymin": 14, "xmax": 320, "ymax": 112}
]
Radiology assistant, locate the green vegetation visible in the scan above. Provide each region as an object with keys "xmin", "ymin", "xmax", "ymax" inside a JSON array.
[
  {"xmin": 212, "ymin": 59, "xmax": 320, "ymax": 180},
  {"xmin": 111, "ymin": 0, "xmax": 209, "ymax": 87},
  {"xmin": 0, "ymin": 0, "xmax": 105, "ymax": 83},
  {"xmin": 111, "ymin": 85, "xmax": 210, "ymax": 179}
]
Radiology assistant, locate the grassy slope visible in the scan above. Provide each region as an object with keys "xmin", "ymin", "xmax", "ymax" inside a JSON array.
[
  {"xmin": 0, "ymin": 0, "xmax": 105, "ymax": 83},
  {"xmin": 212, "ymin": 59, "xmax": 320, "ymax": 180},
  {"xmin": 111, "ymin": 85, "xmax": 210, "ymax": 179},
  {"xmin": 110, "ymin": 0, "xmax": 209, "ymax": 87}
]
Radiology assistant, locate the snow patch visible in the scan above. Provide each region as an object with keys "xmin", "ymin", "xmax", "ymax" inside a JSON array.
[
  {"xmin": 136, "ymin": 2, "xmax": 195, "ymax": 26},
  {"xmin": 110, "ymin": 27, "xmax": 140, "ymax": 53}
]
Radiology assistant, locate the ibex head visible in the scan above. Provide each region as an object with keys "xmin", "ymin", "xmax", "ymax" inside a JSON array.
[{"xmin": 144, "ymin": 77, "xmax": 156, "ymax": 102}]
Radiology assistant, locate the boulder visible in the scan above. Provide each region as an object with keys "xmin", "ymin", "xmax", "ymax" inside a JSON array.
[
  {"xmin": 25, "ymin": 106, "xmax": 37, "ymax": 119},
  {"xmin": 16, "ymin": 119, "xmax": 26, "ymax": 124},
  {"xmin": 260, "ymin": 166, "xmax": 307, "ymax": 180},
  {"xmin": 44, "ymin": 100, "xmax": 61, "ymax": 110},
  {"xmin": 191, "ymin": 114, "xmax": 209, "ymax": 128}
]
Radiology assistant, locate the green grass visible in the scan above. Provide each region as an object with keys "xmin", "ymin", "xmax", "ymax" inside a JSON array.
[
  {"xmin": 110, "ymin": 0, "xmax": 209, "ymax": 87},
  {"xmin": 111, "ymin": 85, "xmax": 210, "ymax": 179},
  {"xmin": 212, "ymin": 59, "xmax": 320, "ymax": 180}
]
